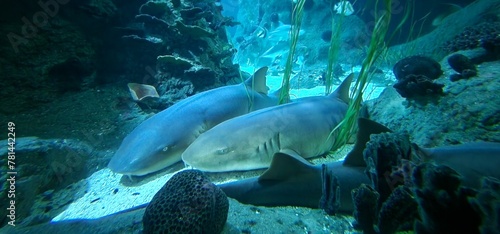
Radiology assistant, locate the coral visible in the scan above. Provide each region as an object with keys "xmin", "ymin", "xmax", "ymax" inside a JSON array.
[
  {"xmin": 180, "ymin": 7, "xmax": 204, "ymax": 20},
  {"xmin": 351, "ymin": 129, "xmax": 500, "ymax": 234},
  {"xmin": 320, "ymin": 164, "xmax": 341, "ymax": 215},
  {"xmin": 393, "ymin": 56, "xmax": 443, "ymax": 81},
  {"xmin": 442, "ymin": 22, "xmax": 500, "ymax": 53},
  {"xmin": 143, "ymin": 170, "xmax": 229, "ymax": 234},
  {"xmin": 135, "ymin": 14, "xmax": 172, "ymax": 37},
  {"xmin": 351, "ymin": 184, "xmax": 379, "ymax": 234},
  {"xmin": 351, "ymin": 132, "xmax": 418, "ymax": 234},
  {"xmin": 157, "ymin": 55, "xmax": 196, "ymax": 72},
  {"xmin": 175, "ymin": 20, "xmax": 215, "ymax": 38},
  {"xmin": 447, "ymin": 54, "xmax": 477, "ymax": 81},
  {"xmin": 377, "ymin": 186, "xmax": 418, "ymax": 234},
  {"xmin": 413, "ymin": 163, "xmax": 482, "ymax": 234},
  {"xmin": 139, "ymin": 1, "xmax": 169, "ymax": 18},
  {"xmin": 364, "ymin": 132, "xmax": 413, "ymax": 206},
  {"xmin": 469, "ymin": 177, "xmax": 500, "ymax": 233},
  {"xmin": 156, "ymin": 77, "xmax": 195, "ymax": 109}
]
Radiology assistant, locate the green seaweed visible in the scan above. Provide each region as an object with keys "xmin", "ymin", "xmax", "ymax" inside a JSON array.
[
  {"xmin": 328, "ymin": 0, "xmax": 393, "ymax": 152},
  {"xmin": 278, "ymin": 0, "xmax": 305, "ymax": 104},
  {"xmin": 324, "ymin": 5, "xmax": 347, "ymax": 95}
]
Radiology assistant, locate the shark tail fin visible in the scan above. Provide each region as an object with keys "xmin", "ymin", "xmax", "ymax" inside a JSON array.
[
  {"xmin": 259, "ymin": 149, "xmax": 314, "ymax": 181},
  {"xmin": 329, "ymin": 73, "xmax": 354, "ymax": 103},
  {"xmin": 343, "ymin": 118, "xmax": 392, "ymax": 167},
  {"xmin": 245, "ymin": 66, "xmax": 269, "ymax": 94}
]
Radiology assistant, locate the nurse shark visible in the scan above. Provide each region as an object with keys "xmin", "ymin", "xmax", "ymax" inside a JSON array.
[
  {"xmin": 182, "ymin": 73, "xmax": 355, "ymax": 172},
  {"xmin": 108, "ymin": 67, "xmax": 281, "ymax": 176},
  {"xmin": 218, "ymin": 118, "xmax": 500, "ymax": 213}
]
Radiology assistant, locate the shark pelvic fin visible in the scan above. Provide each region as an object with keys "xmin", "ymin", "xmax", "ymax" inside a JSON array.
[
  {"xmin": 343, "ymin": 118, "xmax": 392, "ymax": 167},
  {"xmin": 258, "ymin": 149, "xmax": 314, "ymax": 181},
  {"xmin": 245, "ymin": 66, "xmax": 269, "ymax": 94}
]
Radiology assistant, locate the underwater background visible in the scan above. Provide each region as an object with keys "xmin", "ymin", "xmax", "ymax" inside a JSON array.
[{"xmin": 0, "ymin": 0, "xmax": 499, "ymax": 233}]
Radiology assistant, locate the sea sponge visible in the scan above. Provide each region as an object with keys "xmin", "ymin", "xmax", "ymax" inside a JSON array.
[
  {"xmin": 393, "ymin": 74, "xmax": 445, "ymax": 99},
  {"xmin": 392, "ymin": 56, "xmax": 445, "ymax": 100},
  {"xmin": 143, "ymin": 170, "xmax": 229, "ymax": 234},
  {"xmin": 392, "ymin": 55, "xmax": 443, "ymax": 81}
]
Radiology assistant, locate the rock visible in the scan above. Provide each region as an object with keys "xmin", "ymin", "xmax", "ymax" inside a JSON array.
[{"xmin": 365, "ymin": 58, "xmax": 500, "ymax": 147}]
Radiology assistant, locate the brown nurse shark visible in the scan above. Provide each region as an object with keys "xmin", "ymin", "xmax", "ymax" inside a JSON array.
[
  {"xmin": 182, "ymin": 73, "xmax": 355, "ymax": 172},
  {"xmin": 218, "ymin": 118, "xmax": 500, "ymax": 213},
  {"xmin": 108, "ymin": 67, "xmax": 281, "ymax": 176}
]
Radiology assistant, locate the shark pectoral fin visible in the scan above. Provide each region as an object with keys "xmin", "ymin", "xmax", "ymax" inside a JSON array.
[
  {"xmin": 329, "ymin": 73, "xmax": 354, "ymax": 103},
  {"xmin": 245, "ymin": 66, "xmax": 269, "ymax": 94},
  {"xmin": 258, "ymin": 149, "xmax": 315, "ymax": 181},
  {"xmin": 343, "ymin": 118, "xmax": 392, "ymax": 167}
]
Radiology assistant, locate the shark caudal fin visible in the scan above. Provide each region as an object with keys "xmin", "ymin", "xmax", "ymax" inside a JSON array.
[
  {"xmin": 244, "ymin": 66, "xmax": 269, "ymax": 94},
  {"xmin": 329, "ymin": 73, "xmax": 354, "ymax": 103},
  {"xmin": 258, "ymin": 149, "xmax": 315, "ymax": 181},
  {"xmin": 343, "ymin": 118, "xmax": 392, "ymax": 167}
]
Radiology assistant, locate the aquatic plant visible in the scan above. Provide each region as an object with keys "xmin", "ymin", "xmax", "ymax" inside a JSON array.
[
  {"xmin": 324, "ymin": 3, "xmax": 347, "ymax": 95},
  {"xmin": 279, "ymin": 0, "xmax": 306, "ymax": 104},
  {"xmin": 329, "ymin": 0, "xmax": 393, "ymax": 152}
]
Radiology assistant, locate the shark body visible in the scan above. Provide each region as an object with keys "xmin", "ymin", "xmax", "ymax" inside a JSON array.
[
  {"xmin": 218, "ymin": 149, "xmax": 369, "ymax": 213},
  {"xmin": 413, "ymin": 142, "xmax": 500, "ymax": 189},
  {"xmin": 108, "ymin": 67, "xmax": 280, "ymax": 176},
  {"xmin": 182, "ymin": 74, "xmax": 354, "ymax": 172},
  {"xmin": 218, "ymin": 119, "xmax": 500, "ymax": 213}
]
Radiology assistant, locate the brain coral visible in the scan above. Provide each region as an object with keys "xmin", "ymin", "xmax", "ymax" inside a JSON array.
[{"xmin": 143, "ymin": 170, "xmax": 229, "ymax": 234}]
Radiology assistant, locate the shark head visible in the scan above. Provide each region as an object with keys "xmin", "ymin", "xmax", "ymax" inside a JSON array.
[
  {"xmin": 182, "ymin": 124, "xmax": 271, "ymax": 172},
  {"xmin": 108, "ymin": 125, "xmax": 186, "ymax": 176}
]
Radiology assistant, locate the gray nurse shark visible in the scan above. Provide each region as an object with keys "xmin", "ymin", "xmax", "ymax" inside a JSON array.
[
  {"xmin": 182, "ymin": 73, "xmax": 355, "ymax": 172},
  {"xmin": 108, "ymin": 67, "xmax": 281, "ymax": 176},
  {"xmin": 218, "ymin": 118, "xmax": 500, "ymax": 213}
]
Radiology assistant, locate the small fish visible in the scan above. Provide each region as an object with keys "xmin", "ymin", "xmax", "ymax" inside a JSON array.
[{"xmin": 334, "ymin": 1, "xmax": 354, "ymax": 16}]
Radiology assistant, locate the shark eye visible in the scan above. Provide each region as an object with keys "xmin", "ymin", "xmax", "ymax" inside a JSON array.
[
  {"xmin": 162, "ymin": 146, "xmax": 169, "ymax": 152},
  {"xmin": 216, "ymin": 148, "xmax": 230, "ymax": 155}
]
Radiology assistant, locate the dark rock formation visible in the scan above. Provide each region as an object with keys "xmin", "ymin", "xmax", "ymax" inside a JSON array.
[{"xmin": 447, "ymin": 54, "xmax": 477, "ymax": 81}]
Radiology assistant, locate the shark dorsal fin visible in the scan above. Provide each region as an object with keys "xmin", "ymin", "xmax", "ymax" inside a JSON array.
[
  {"xmin": 259, "ymin": 149, "xmax": 314, "ymax": 181},
  {"xmin": 329, "ymin": 73, "xmax": 354, "ymax": 103},
  {"xmin": 343, "ymin": 118, "xmax": 392, "ymax": 167},
  {"xmin": 270, "ymin": 87, "xmax": 282, "ymax": 98},
  {"xmin": 244, "ymin": 66, "xmax": 269, "ymax": 94}
]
